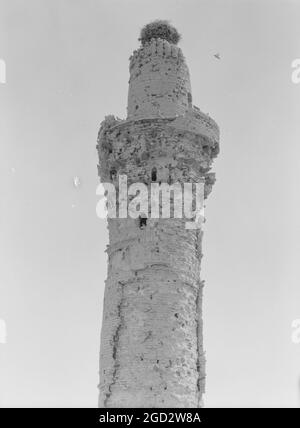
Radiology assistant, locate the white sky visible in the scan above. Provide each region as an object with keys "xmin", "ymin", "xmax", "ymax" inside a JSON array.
[{"xmin": 0, "ymin": 0, "xmax": 300, "ymax": 407}]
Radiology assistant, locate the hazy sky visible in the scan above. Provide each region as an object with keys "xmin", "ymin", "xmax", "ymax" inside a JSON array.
[{"xmin": 0, "ymin": 0, "xmax": 300, "ymax": 407}]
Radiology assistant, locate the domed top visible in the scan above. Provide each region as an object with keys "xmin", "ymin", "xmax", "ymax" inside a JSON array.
[{"xmin": 139, "ymin": 20, "xmax": 181, "ymax": 45}]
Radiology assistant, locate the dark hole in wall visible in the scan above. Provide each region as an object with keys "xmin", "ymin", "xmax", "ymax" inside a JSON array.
[
  {"xmin": 187, "ymin": 92, "xmax": 192, "ymax": 106},
  {"xmin": 151, "ymin": 167, "xmax": 157, "ymax": 182},
  {"xmin": 110, "ymin": 168, "xmax": 117, "ymax": 180},
  {"xmin": 139, "ymin": 216, "xmax": 147, "ymax": 229}
]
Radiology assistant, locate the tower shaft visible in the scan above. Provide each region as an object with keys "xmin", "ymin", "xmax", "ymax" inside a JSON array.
[{"xmin": 97, "ymin": 34, "xmax": 219, "ymax": 408}]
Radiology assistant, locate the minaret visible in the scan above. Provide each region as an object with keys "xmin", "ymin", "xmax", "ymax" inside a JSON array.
[{"xmin": 97, "ymin": 21, "xmax": 219, "ymax": 408}]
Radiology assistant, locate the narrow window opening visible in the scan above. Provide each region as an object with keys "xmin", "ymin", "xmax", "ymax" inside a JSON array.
[
  {"xmin": 187, "ymin": 92, "xmax": 192, "ymax": 106},
  {"xmin": 110, "ymin": 168, "xmax": 117, "ymax": 180},
  {"xmin": 151, "ymin": 167, "xmax": 157, "ymax": 182},
  {"xmin": 139, "ymin": 216, "xmax": 147, "ymax": 229}
]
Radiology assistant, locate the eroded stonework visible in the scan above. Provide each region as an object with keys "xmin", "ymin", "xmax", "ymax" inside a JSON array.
[{"xmin": 97, "ymin": 36, "xmax": 219, "ymax": 408}]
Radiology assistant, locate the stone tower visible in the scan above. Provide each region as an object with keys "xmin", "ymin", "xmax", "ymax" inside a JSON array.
[{"xmin": 97, "ymin": 21, "xmax": 219, "ymax": 408}]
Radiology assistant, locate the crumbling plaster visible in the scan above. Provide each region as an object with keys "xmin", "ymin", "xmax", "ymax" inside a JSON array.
[{"xmin": 97, "ymin": 36, "xmax": 219, "ymax": 408}]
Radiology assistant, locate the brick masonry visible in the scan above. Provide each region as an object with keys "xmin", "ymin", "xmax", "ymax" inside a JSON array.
[{"xmin": 97, "ymin": 36, "xmax": 219, "ymax": 408}]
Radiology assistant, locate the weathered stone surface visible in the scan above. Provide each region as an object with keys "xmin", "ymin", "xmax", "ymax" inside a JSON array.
[
  {"xmin": 128, "ymin": 38, "xmax": 191, "ymax": 120},
  {"xmin": 97, "ymin": 30, "xmax": 219, "ymax": 408}
]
